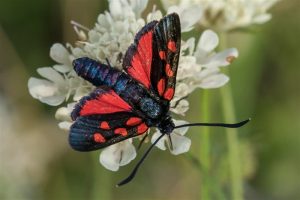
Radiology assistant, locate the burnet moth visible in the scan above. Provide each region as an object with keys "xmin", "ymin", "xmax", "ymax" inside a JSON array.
[{"xmin": 69, "ymin": 13, "xmax": 250, "ymax": 186}]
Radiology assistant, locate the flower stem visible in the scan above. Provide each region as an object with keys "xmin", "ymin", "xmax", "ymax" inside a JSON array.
[
  {"xmin": 219, "ymin": 33, "xmax": 244, "ymax": 200},
  {"xmin": 199, "ymin": 90, "xmax": 211, "ymax": 199},
  {"xmin": 91, "ymin": 152, "xmax": 112, "ymax": 200}
]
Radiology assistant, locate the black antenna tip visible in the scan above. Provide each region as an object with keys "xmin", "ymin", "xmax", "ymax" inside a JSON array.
[{"xmin": 239, "ymin": 118, "xmax": 251, "ymax": 127}]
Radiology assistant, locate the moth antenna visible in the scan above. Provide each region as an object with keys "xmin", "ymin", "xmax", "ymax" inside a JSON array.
[
  {"xmin": 174, "ymin": 118, "xmax": 251, "ymax": 129},
  {"xmin": 116, "ymin": 133, "xmax": 166, "ymax": 187}
]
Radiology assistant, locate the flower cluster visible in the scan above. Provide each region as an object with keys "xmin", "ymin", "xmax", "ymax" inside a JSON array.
[
  {"xmin": 162, "ymin": 0, "xmax": 279, "ymax": 31},
  {"xmin": 28, "ymin": 0, "xmax": 238, "ymax": 171}
]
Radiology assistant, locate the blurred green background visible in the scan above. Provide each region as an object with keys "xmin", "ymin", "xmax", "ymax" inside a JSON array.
[{"xmin": 0, "ymin": 0, "xmax": 300, "ymax": 199}]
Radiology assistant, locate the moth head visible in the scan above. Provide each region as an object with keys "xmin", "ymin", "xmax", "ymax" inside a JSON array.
[{"xmin": 158, "ymin": 115, "xmax": 175, "ymax": 134}]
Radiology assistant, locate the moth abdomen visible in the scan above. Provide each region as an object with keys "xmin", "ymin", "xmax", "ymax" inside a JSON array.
[{"xmin": 73, "ymin": 57, "xmax": 123, "ymax": 87}]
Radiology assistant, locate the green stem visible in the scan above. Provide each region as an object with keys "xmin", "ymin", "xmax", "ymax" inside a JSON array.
[
  {"xmin": 199, "ymin": 90, "xmax": 211, "ymax": 199},
  {"xmin": 91, "ymin": 152, "xmax": 112, "ymax": 200},
  {"xmin": 219, "ymin": 33, "xmax": 244, "ymax": 200}
]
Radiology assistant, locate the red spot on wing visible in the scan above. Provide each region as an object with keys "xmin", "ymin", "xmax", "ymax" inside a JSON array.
[
  {"xmin": 114, "ymin": 128, "xmax": 128, "ymax": 136},
  {"xmin": 164, "ymin": 88, "xmax": 175, "ymax": 100},
  {"xmin": 167, "ymin": 40, "xmax": 176, "ymax": 52},
  {"xmin": 94, "ymin": 133, "xmax": 106, "ymax": 143},
  {"xmin": 159, "ymin": 51, "xmax": 166, "ymax": 60},
  {"xmin": 165, "ymin": 64, "xmax": 174, "ymax": 77},
  {"xmin": 100, "ymin": 121, "xmax": 110, "ymax": 130},
  {"xmin": 157, "ymin": 78, "xmax": 166, "ymax": 96},
  {"xmin": 127, "ymin": 31, "xmax": 153, "ymax": 88},
  {"xmin": 137, "ymin": 123, "xmax": 148, "ymax": 134},
  {"xmin": 80, "ymin": 90, "xmax": 131, "ymax": 116},
  {"xmin": 126, "ymin": 117, "xmax": 142, "ymax": 126}
]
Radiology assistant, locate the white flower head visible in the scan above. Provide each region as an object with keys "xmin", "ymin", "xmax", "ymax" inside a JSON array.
[
  {"xmin": 28, "ymin": 67, "xmax": 68, "ymax": 106},
  {"xmin": 162, "ymin": 0, "xmax": 280, "ymax": 31},
  {"xmin": 194, "ymin": 30, "xmax": 238, "ymax": 70},
  {"xmin": 170, "ymin": 29, "xmax": 238, "ymax": 115},
  {"xmin": 55, "ymin": 103, "xmax": 76, "ymax": 131},
  {"xmin": 167, "ymin": 2, "xmax": 202, "ymax": 32},
  {"xmin": 28, "ymin": 0, "xmax": 240, "ymax": 170},
  {"xmin": 99, "ymin": 139, "xmax": 136, "ymax": 171},
  {"xmin": 151, "ymin": 119, "xmax": 191, "ymax": 155}
]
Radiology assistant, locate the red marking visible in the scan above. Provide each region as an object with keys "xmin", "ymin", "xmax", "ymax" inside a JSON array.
[
  {"xmin": 137, "ymin": 123, "xmax": 148, "ymax": 134},
  {"xmin": 93, "ymin": 133, "xmax": 106, "ymax": 143},
  {"xmin": 165, "ymin": 64, "xmax": 173, "ymax": 77},
  {"xmin": 167, "ymin": 40, "xmax": 176, "ymax": 52},
  {"xmin": 114, "ymin": 128, "xmax": 128, "ymax": 136},
  {"xmin": 80, "ymin": 90, "xmax": 131, "ymax": 116},
  {"xmin": 157, "ymin": 78, "xmax": 166, "ymax": 96},
  {"xmin": 159, "ymin": 51, "xmax": 166, "ymax": 60},
  {"xmin": 127, "ymin": 31, "xmax": 153, "ymax": 88},
  {"xmin": 126, "ymin": 117, "xmax": 142, "ymax": 126},
  {"xmin": 164, "ymin": 88, "xmax": 175, "ymax": 100},
  {"xmin": 100, "ymin": 121, "xmax": 110, "ymax": 130}
]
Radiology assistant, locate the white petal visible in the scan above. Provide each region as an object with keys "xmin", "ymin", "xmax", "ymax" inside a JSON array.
[
  {"xmin": 58, "ymin": 121, "xmax": 72, "ymax": 131},
  {"xmin": 28, "ymin": 78, "xmax": 65, "ymax": 106},
  {"xmin": 119, "ymin": 140, "xmax": 137, "ymax": 166},
  {"xmin": 174, "ymin": 82, "xmax": 191, "ymax": 98},
  {"xmin": 55, "ymin": 105, "xmax": 73, "ymax": 121},
  {"xmin": 37, "ymin": 67, "xmax": 65, "ymax": 85},
  {"xmin": 99, "ymin": 140, "xmax": 136, "ymax": 171},
  {"xmin": 109, "ymin": 0, "xmax": 123, "ymax": 18},
  {"xmin": 204, "ymin": 48, "xmax": 238, "ymax": 68},
  {"xmin": 168, "ymin": 5, "xmax": 202, "ymax": 32},
  {"xmin": 170, "ymin": 133, "xmax": 191, "ymax": 155},
  {"xmin": 99, "ymin": 146, "xmax": 120, "ymax": 171},
  {"xmin": 131, "ymin": 0, "xmax": 149, "ymax": 17},
  {"xmin": 181, "ymin": 37, "xmax": 195, "ymax": 55},
  {"xmin": 50, "ymin": 43, "xmax": 70, "ymax": 64},
  {"xmin": 173, "ymin": 119, "xmax": 189, "ymax": 135},
  {"xmin": 73, "ymin": 87, "xmax": 90, "ymax": 101},
  {"xmin": 146, "ymin": 10, "xmax": 163, "ymax": 22},
  {"xmin": 253, "ymin": 14, "xmax": 272, "ymax": 24},
  {"xmin": 170, "ymin": 99, "xmax": 189, "ymax": 115},
  {"xmin": 198, "ymin": 30, "xmax": 219, "ymax": 53},
  {"xmin": 151, "ymin": 131, "xmax": 167, "ymax": 150},
  {"xmin": 199, "ymin": 74, "xmax": 229, "ymax": 89},
  {"xmin": 53, "ymin": 64, "xmax": 72, "ymax": 73}
]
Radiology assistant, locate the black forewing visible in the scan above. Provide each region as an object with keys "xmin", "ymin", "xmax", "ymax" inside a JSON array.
[{"xmin": 151, "ymin": 13, "xmax": 181, "ymax": 101}]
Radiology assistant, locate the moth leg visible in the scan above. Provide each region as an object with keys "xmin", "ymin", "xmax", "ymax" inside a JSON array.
[
  {"xmin": 170, "ymin": 95, "xmax": 189, "ymax": 108},
  {"xmin": 167, "ymin": 134, "xmax": 174, "ymax": 151},
  {"xmin": 105, "ymin": 58, "xmax": 112, "ymax": 68},
  {"xmin": 137, "ymin": 132, "xmax": 149, "ymax": 150}
]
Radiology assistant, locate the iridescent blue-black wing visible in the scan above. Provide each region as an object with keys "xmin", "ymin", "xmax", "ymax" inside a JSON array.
[{"xmin": 69, "ymin": 87, "xmax": 148, "ymax": 151}]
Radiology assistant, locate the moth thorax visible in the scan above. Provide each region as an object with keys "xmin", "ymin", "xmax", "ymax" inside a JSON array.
[
  {"xmin": 140, "ymin": 98, "xmax": 161, "ymax": 118},
  {"xmin": 158, "ymin": 116, "xmax": 175, "ymax": 134}
]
